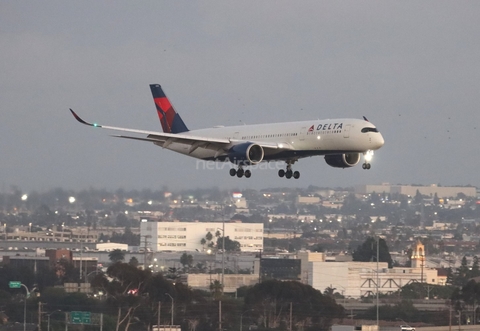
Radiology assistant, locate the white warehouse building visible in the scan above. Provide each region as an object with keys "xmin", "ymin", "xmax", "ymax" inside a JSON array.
[
  {"xmin": 308, "ymin": 261, "xmax": 442, "ymax": 299},
  {"xmin": 140, "ymin": 221, "xmax": 264, "ymax": 252},
  {"xmin": 307, "ymin": 241, "xmax": 445, "ymax": 298}
]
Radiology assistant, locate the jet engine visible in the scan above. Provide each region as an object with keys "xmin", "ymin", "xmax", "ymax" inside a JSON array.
[
  {"xmin": 227, "ymin": 142, "xmax": 264, "ymax": 165},
  {"xmin": 324, "ymin": 153, "xmax": 361, "ymax": 168}
]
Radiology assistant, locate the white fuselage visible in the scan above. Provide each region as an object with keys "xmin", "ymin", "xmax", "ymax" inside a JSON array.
[{"xmin": 160, "ymin": 118, "xmax": 384, "ymax": 161}]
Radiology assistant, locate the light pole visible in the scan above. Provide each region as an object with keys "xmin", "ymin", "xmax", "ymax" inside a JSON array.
[
  {"xmin": 47, "ymin": 310, "xmax": 62, "ymax": 331},
  {"xmin": 20, "ymin": 284, "xmax": 35, "ymax": 331},
  {"xmin": 240, "ymin": 309, "xmax": 253, "ymax": 331},
  {"xmin": 165, "ymin": 293, "xmax": 174, "ymax": 327},
  {"xmin": 222, "ymin": 218, "xmax": 225, "ymax": 293},
  {"xmin": 376, "ymin": 236, "xmax": 379, "ymax": 328},
  {"xmin": 332, "ymin": 284, "xmax": 346, "ymax": 306},
  {"xmin": 217, "ymin": 225, "xmax": 225, "ymax": 294}
]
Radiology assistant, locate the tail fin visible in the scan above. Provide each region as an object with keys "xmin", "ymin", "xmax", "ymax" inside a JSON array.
[{"xmin": 150, "ymin": 84, "xmax": 189, "ymax": 133}]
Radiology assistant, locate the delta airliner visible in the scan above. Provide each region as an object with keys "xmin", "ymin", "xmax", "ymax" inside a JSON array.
[{"xmin": 70, "ymin": 84, "xmax": 384, "ymax": 179}]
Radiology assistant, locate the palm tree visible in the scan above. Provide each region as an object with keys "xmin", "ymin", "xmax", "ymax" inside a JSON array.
[{"xmin": 209, "ymin": 280, "xmax": 223, "ymax": 300}]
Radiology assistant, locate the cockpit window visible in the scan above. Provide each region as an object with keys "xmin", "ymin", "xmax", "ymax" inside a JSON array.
[{"xmin": 361, "ymin": 127, "xmax": 379, "ymax": 133}]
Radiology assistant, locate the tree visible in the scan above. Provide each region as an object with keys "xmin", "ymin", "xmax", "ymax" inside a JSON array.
[
  {"xmin": 91, "ymin": 262, "xmax": 151, "ymax": 331},
  {"xmin": 452, "ymin": 256, "xmax": 470, "ymax": 287},
  {"xmin": 352, "ymin": 236, "xmax": 393, "ymax": 268},
  {"xmin": 414, "ymin": 189, "xmax": 423, "ymax": 204},
  {"xmin": 399, "ymin": 282, "xmax": 455, "ymax": 300},
  {"xmin": 471, "ymin": 256, "xmax": 480, "ymax": 278},
  {"xmin": 109, "ymin": 249, "xmax": 125, "ymax": 263},
  {"xmin": 128, "ymin": 256, "xmax": 139, "ymax": 268},
  {"xmin": 244, "ymin": 279, "xmax": 344, "ymax": 330},
  {"xmin": 209, "ymin": 280, "xmax": 223, "ymax": 300},
  {"xmin": 358, "ymin": 300, "xmax": 425, "ymax": 324},
  {"xmin": 310, "ymin": 244, "xmax": 325, "ymax": 252},
  {"xmin": 216, "ymin": 236, "xmax": 241, "ymax": 252},
  {"xmin": 180, "ymin": 253, "xmax": 193, "ymax": 271},
  {"xmin": 205, "ymin": 231, "xmax": 213, "ymax": 242}
]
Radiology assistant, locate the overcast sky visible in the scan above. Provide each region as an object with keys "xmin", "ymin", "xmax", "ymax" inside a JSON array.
[{"xmin": 1, "ymin": 1, "xmax": 480, "ymax": 193}]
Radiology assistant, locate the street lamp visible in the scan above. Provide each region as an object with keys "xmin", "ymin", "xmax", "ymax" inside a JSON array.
[
  {"xmin": 47, "ymin": 310, "xmax": 62, "ymax": 331},
  {"xmin": 332, "ymin": 284, "xmax": 346, "ymax": 306},
  {"xmin": 217, "ymin": 226, "xmax": 225, "ymax": 294},
  {"xmin": 376, "ymin": 236, "xmax": 379, "ymax": 328},
  {"xmin": 165, "ymin": 293, "xmax": 174, "ymax": 327},
  {"xmin": 20, "ymin": 284, "xmax": 36, "ymax": 331},
  {"xmin": 240, "ymin": 309, "xmax": 254, "ymax": 331}
]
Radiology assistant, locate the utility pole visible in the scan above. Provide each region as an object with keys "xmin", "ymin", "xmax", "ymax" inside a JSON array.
[
  {"xmin": 289, "ymin": 302, "xmax": 293, "ymax": 331},
  {"xmin": 222, "ymin": 206, "xmax": 225, "ymax": 294},
  {"xmin": 219, "ymin": 300, "xmax": 222, "ymax": 331},
  {"xmin": 165, "ymin": 293, "xmax": 174, "ymax": 329},
  {"xmin": 38, "ymin": 302, "xmax": 42, "ymax": 331},
  {"xmin": 449, "ymin": 304, "xmax": 452, "ymax": 331},
  {"xmin": 376, "ymin": 235, "xmax": 379, "ymax": 328},
  {"xmin": 142, "ymin": 235, "xmax": 151, "ymax": 270},
  {"xmin": 157, "ymin": 301, "xmax": 161, "ymax": 331}
]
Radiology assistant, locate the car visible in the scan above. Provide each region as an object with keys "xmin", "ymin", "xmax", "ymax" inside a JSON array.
[{"xmin": 400, "ymin": 325, "xmax": 415, "ymax": 331}]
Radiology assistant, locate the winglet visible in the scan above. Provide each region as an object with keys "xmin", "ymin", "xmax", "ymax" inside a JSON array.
[
  {"xmin": 69, "ymin": 109, "xmax": 102, "ymax": 128},
  {"xmin": 363, "ymin": 116, "xmax": 369, "ymax": 122}
]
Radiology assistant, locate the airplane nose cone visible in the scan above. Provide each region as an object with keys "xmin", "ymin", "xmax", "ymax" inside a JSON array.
[{"xmin": 375, "ymin": 133, "xmax": 385, "ymax": 149}]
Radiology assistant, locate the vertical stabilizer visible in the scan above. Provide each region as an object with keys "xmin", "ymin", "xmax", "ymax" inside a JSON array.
[{"xmin": 150, "ymin": 84, "xmax": 189, "ymax": 133}]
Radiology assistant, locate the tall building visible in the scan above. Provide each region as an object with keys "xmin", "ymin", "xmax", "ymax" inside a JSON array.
[{"xmin": 140, "ymin": 221, "xmax": 263, "ymax": 252}]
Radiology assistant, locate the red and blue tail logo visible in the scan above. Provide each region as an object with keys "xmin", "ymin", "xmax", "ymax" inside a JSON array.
[{"xmin": 150, "ymin": 84, "xmax": 189, "ymax": 133}]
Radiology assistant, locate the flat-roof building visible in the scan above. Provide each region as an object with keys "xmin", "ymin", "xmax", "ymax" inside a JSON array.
[
  {"xmin": 356, "ymin": 183, "xmax": 476, "ymax": 198},
  {"xmin": 140, "ymin": 221, "xmax": 263, "ymax": 253}
]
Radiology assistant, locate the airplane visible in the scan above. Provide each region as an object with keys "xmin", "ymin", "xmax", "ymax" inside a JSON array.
[{"xmin": 70, "ymin": 84, "xmax": 384, "ymax": 179}]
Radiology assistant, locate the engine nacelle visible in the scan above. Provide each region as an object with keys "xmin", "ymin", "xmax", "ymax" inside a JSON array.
[
  {"xmin": 227, "ymin": 142, "xmax": 264, "ymax": 165},
  {"xmin": 324, "ymin": 153, "xmax": 361, "ymax": 168}
]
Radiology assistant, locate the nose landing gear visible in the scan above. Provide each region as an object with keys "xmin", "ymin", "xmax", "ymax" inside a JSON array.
[
  {"xmin": 362, "ymin": 150, "xmax": 373, "ymax": 170},
  {"xmin": 362, "ymin": 163, "xmax": 371, "ymax": 170}
]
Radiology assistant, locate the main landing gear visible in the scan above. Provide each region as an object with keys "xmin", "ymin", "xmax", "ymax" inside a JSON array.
[
  {"xmin": 278, "ymin": 161, "xmax": 300, "ymax": 179},
  {"xmin": 229, "ymin": 167, "xmax": 251, "ymax": 178},
  {"xmin": 362, "ymin": 162, "xmax": 371, "ymax": 170}
]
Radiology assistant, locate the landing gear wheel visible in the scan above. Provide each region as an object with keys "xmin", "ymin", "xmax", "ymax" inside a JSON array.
[
  {"xmin": 237, "ymin": 169, "xmax": 244, "ymax": 178},
  {"xmin": 362, "ymin": 163, "xmax": 371, "ymax": 170},
  {"xmin": 278, "ymin": 169, "xmax": 285, "ymax": 177},
  {"xmin": 293, "ymin": 171, "xmax": 300, "ymax": 179},
  {"xmin": 285, "ymin": 170, "xmax": 293, "ymax": 179},
  {"xmin": 244, "ymin": 170, "xmax": 251, "ymax": 178},
  {"xmin": 229, "ymin": 168, "xmax": 237, "ymax": 176}
]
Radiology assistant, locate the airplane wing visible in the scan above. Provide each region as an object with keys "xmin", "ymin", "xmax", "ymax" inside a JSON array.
[{"xmin": 69, "ymin": 109, "xmax": 290, "ymax": 154}]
